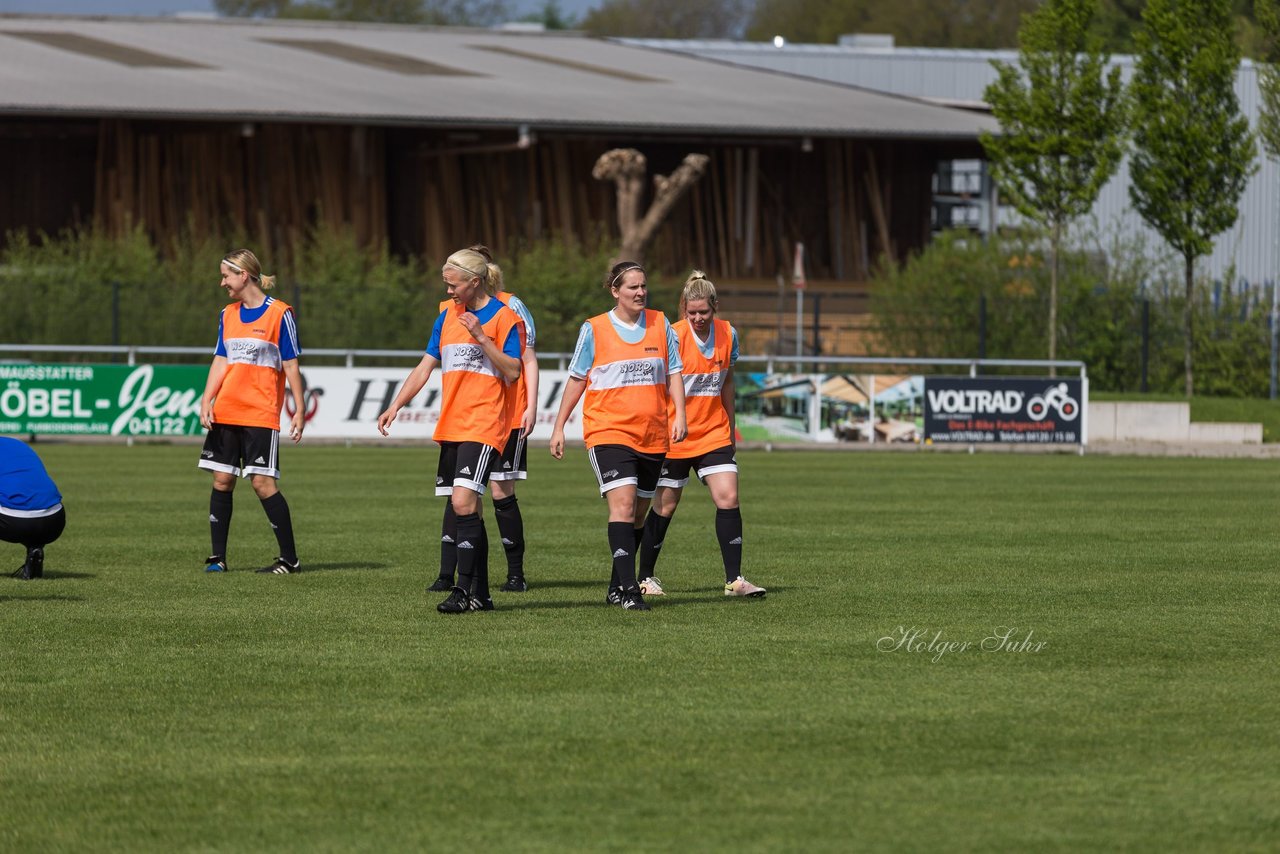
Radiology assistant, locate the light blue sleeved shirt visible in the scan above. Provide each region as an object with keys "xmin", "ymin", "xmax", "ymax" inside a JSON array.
[
  {"xmin": 568, "ymin": 310, "xmax": 683, "ymax": 378},
  {"xmin": 690, "ymin": 323, "xmax": 740, "ymax": 365},
  {"xmin": 505, "ymin": 294, "xmax": 536, "ymax": 349}
]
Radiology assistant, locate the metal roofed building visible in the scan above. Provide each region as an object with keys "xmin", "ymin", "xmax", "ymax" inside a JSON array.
[
  {"xmin": 0, "ymin": 15, "xmax": 998, "ymax": 283},
  {"xmin": 628, "ymin": 37, "xmax": 1279, "ymax": 287}
]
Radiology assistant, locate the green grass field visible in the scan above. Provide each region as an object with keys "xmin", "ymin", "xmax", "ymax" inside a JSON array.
[{"xmin": 2, "ymin": 445, "xmax": 1278, "ymax": 851}]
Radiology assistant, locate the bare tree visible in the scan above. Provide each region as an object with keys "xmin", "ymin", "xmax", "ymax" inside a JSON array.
[{"xmin": 593, "ymin": 149, "xmax": 709, "ymax": 264}]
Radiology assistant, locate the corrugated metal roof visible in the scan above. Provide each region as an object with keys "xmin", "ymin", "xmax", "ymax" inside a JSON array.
[
  {"xmin": 639, "ymin": 38, "xmax": 1278, "ymax": 285},
  {"xmin": 0, "ymin": 15, "xmax": 997, "ymax": 140}
]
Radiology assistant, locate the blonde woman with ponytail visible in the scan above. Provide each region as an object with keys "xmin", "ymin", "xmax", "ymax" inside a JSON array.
[
  {"xmin": 378, "ymin": 246, "xmax": 523, "ymax": 614},
  {"xmin": 636, "ymin": 270, "xmax": 765, "ymax": 599},
  {"xmin": 427, "ymin": 246, "xmax": 541, "ymax": 595},
  {"xmin": 197, "ymin": 249, "xmax": 306, "ymax": 575}
]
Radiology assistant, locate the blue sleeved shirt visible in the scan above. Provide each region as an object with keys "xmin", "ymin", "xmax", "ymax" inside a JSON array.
[
  {"xmin": 214, "ymin": 297, "xmax": 300, "ymax": 360},
  {"xmin": 0, "ymin": 437, "xmax": 62, "ymax": 513},
  {"xmin": 426, "ymin": 298, "xmax": 523, "ymax": 362},
  {"xmin": 568, "ymin": 310, "xmax": 684, "ymax": 379}
]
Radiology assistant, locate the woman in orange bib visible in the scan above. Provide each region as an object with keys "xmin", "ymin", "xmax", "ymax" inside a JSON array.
[
  {"xmin": 549, "ymin": 261, "xmax": 686, "ymax": 611},
  {"xmin": 637, "ymin": 271, "xmax": 765, "ymax": 598},
  {"xmin": 197, "ymin": 249, "xmax": 305, "ymax": 575},
  {"xmin": 377, "ymin": 247, "xmax": 523, "ymax": 614},
  {"xmin": 428, "ymin": 246, "xmax": 540, "ymax": 596}
]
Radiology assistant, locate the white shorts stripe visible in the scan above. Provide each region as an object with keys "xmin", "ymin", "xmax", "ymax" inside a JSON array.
[
  {"xmin": 697, "ymin": 463, "xmax": 738, "ymax": 479},
  {"xmin": 198, "ymin": 460, "xmax": 242, "ymax": 477}
]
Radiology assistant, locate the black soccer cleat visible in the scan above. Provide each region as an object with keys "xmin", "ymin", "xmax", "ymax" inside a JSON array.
[
  {"xmin": 468, "ymin": 594, "xmax": 495, "ymax": 612},
  {"xmin": 25, "ymin": 548, "xmax": 43, "ymax": 579},
  {"xmin": 619, "ymin": 587, "xmax": 650, "ymax": 611},
  {"xmin": 256, "ymin": 556, "xmax": 299, "ymax": 574},
  {"xmin": 499, "ymin": 575, "xmax": 528, "ymax": 593},
  {"xmin": 605, "ymin": 586, "xmax": 623, "ymax": 606},
  {"xmin": 428, "ymin": 576, "xmax": 454, "ymax": 592},
  {"xmin": 437, "ymin": 586, "xmax": 471, "ymax": 614}
]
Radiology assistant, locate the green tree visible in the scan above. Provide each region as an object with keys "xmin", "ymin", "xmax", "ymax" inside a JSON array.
[
  {"xmin": 213, "ymin": 0, "xmax": 511, "ymax": 25},
  {"xmin": 213, "ymin": 0, "xmax": 289, "ymax": 14},
  {"xmin": 1097, "ymin": 0, "xmax": 1267, "ymax": 55},
  {"xmin": 745, "ymin": 0, "xmax": 1037, "ymax": 48},
  {"xmin": 581, "ymin": 0, "xmax": 750, "ymax": 39},
  {"xmin": 1129, "ymin": 0, "xmax": 1256, "ymax": 397},
  {"xmin": 981, "ymin": 0, "xmax": 1127, "ymax": 366},
  {"xmin": 518, "ymin": 0, "xmax": 576, "ymax": 29},
  {"xmin": 1257, "ymin": 0, "xmax": 1280, "ymax": 157}
]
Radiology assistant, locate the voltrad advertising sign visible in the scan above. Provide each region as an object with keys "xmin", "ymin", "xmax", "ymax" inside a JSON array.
[{"xmin": 922, "ymin": 377, "xmax": 1084, "ymax": 444}]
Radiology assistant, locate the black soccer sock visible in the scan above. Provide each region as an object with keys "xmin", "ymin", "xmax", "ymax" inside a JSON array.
[
  {"xmin": 260, "ymin": 492, "xmax": 298, "ymax": 564},
  {"xmin": 209, "ymin": 488, "xmax": 233, "ymax": 559},
  {"xmin": 475, "ymin": 519, "xmax": 490, "ymax": 599},
  {"xmin": 715, "ymin": 506, "xmax": 743, "ymax": 583},
  {"xmin": 609, "ymin": 521, "xmax": 638, "ymax": 591},
  {"xmin": 492, "ymin": 495, "xmax": 525, "ymax": 578},
  {"xmin": 639, "ymin": 510, "xmax": 673, "ymax": 579},
  {"xmin": 439, "ymin": 502, "xmax": 458, "ymax": 583},
  {"xmin": 455, "ymin": 511, "xmax": 481, "ymax": 594}
]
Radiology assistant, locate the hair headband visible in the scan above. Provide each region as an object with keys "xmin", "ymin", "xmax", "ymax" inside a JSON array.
[
  {"xmin": 222, "ymin": 258, "xmax": 259, "ymax": 281},
  {"xmin": 445, "ymin": 260, "xmax": 486, "ymax": 279},
  {"xmin": 610, "ymin": 265, "xmax": 644, "ymax": 287}
]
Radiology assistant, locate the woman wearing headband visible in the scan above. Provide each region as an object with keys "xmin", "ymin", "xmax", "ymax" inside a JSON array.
[
  {"xmin": 378, "ymin": 247, "xmax": 523, "ymax": 614},
  {"xmin": 549, "ymin": 260, "xmax": 687, "ymax": 612},
  {"xmin": 197, "ymin": 249, "xmax": 305, "ymax": 575},
  {"xmin": 637, "ymin": 271, "xmax": 766, "ymax": 599}
]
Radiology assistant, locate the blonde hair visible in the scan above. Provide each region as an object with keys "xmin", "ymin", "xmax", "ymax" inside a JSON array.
[
  {"xmin": 443, "ymin": 247, "xmax": 491, "ymax": 289},
  {"xmin": 486, "ymin": 262, "xmax": 504, "ymax": 295},
  {"xmin": 463, "ymin": 244, "xmax": 506, "ymax": 294},
  {"xmin": 679, "ymin": 269, "xmax": 718, "ymax": 316},
  {"xmin": 222, "ymin": 249, "xmax": 276, "ymax": 291}
]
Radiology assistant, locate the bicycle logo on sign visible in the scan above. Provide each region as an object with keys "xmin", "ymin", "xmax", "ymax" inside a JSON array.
[{"xmin": 1026, "ymin": 383, "xmax": 1078, "ymax": 420}]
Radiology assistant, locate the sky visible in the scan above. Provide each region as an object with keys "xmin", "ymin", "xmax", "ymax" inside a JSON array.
[{"xmin": 0, "ymin": 0, "xmax": 601, "ymax": 20}]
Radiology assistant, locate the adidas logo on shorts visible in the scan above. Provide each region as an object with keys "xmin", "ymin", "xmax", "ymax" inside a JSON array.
[
  {"xmin": 601, "ymin": 469, "xmax": 619, "ymax": 479},
  {"xmin": 458, "ymin": 541, "xmax": 475, "ymax": 550},
  {"xmin": 503, "ymin": 462, "xmax": 512, "ymax": 469},
  {"xmin": 436, "ymin": 476, "xmax": 444, "ymax": 485},
  {"xmin": 612, "ymin": 548, "xmax": 629, "ymax": 558},
  {"xmin": 441, "ymin": 535, "xmax": 454, "ymax": 543},
  {"xmin": 254, "ymin": 456, "xmax": 266, "ymax": 464},
  {"xmin": 460, "ymin": 466, "xmax": 472, "ymax": 475}
]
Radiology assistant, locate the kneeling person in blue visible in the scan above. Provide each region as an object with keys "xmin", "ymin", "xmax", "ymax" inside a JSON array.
[{"xmin": 1, "ymin": 437, "xmax": 66, "ymax": 581}]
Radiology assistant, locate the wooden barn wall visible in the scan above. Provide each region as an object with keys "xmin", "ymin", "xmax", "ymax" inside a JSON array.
[
  {"xmin": 0, "ymin": 120, "xmax": 97, "ymax": 239},
  {"xmin": 2, "ymin": 118, "xmax": 974, "ymax": 281},
  {"xmin": 93, "ymin": 119, "xmax": 386, "ymax": 258}
]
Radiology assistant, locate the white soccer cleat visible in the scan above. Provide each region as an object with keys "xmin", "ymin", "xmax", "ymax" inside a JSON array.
[
  {"xmin": 724, "ymin": 576, "xmax": 766, "ymax": 598},
  {"xmin": 638, "ymin": 576, "xmax": 665, "ymax": 596}
]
